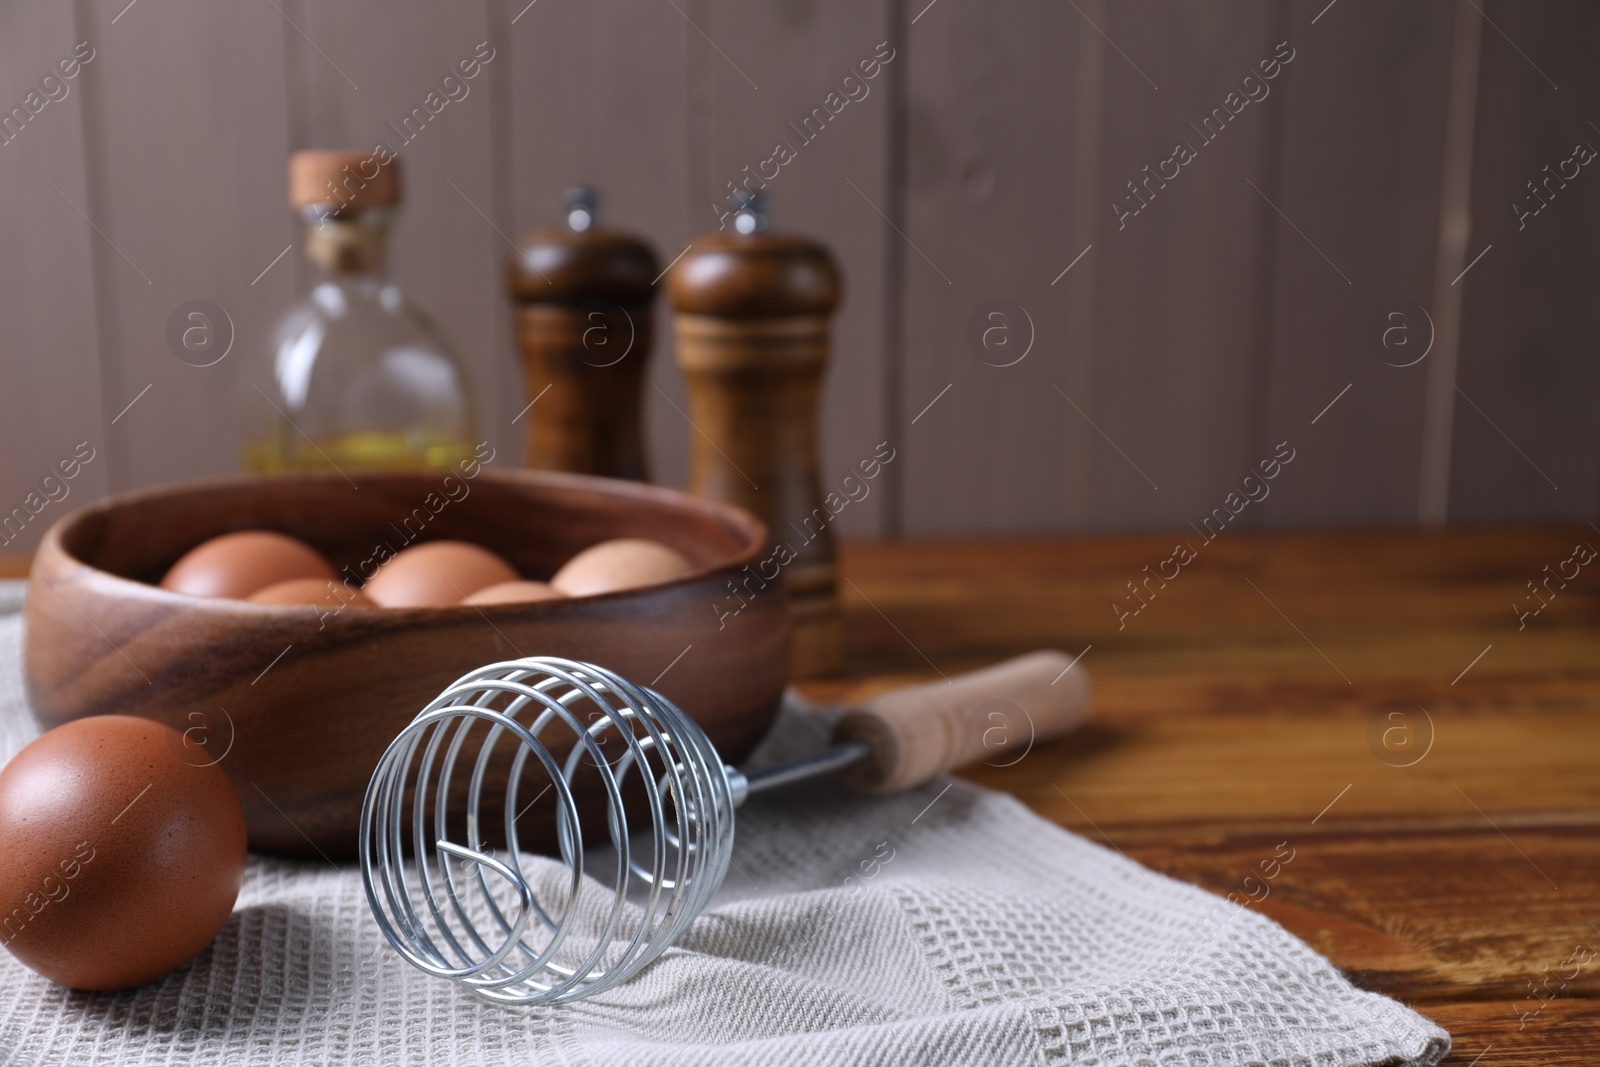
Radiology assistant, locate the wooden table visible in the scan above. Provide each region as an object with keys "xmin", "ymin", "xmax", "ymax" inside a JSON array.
[
  {"xmin": 806, "ymin": 528, "xmax": 1598, "ymax": 1067},
  {"xmin": 4, "ymin": 528, "xmax": 1597, "ymax": 1062}
]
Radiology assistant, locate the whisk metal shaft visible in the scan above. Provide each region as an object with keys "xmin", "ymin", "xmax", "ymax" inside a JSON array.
[{"xmin": 737, "ymin": 741, "xmax": 871, "ymax": 796}]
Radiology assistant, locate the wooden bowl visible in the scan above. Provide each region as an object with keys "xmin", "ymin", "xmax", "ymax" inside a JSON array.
[{"xmin": 23, "ymin": 469, "xmax": 789, "ymax": 859}]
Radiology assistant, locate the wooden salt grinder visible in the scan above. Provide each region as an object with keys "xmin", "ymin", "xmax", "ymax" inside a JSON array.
[
  {"xmin": 668, "ymin": 198, "xmax": 843, "ymax": 677},
  {"xmin": 508, "ymin": 188, "xmax": 659, "ymax": 480}
]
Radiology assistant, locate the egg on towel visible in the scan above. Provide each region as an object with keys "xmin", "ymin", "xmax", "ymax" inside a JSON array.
[{"xmin": 0, "ymin": 715, "xmax": 247, "ymax": 990}]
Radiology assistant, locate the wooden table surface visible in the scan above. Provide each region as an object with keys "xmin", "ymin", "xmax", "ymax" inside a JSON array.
[
  {"xmin": 4, "ymin": 528, "xmax": 1597, "ymax": 1063},
  {"xmin": 804, "ymin": 527, "xmax": 1598, "ymax": 1067}
]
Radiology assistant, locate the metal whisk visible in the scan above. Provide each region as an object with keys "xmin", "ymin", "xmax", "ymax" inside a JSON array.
[{"xmin": 359, "ymin": 650, "xmax": 1087, "ymax": 1005}]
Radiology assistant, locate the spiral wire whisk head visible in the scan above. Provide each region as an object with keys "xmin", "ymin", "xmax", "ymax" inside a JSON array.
[
  {"xmin": 359, "ymin": 657, "xmax": 738, "ymax": 1005},
  {"xmin": 360, "ymin": 650, "xmax": 1084, "ymax": 1004}
]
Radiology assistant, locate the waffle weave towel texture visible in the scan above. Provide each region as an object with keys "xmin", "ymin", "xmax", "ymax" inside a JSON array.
[{"xmin": 0, "ymin": 581, "xmax": 1449, "ymax": 1066}]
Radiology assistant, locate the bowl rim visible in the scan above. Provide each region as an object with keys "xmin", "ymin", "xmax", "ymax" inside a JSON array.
[{"xmin": 34, "ymin": 467, "xmax": 771, "ymax": 617}]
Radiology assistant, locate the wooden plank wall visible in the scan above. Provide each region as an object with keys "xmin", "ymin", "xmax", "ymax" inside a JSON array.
[
  {"xmin": 0, "ymin": 0, "xmax": 1593, "ymax": 549},
  {"xmin": 0, "ymin": 4, "xmax": 110, "ymax": 556},
  {"xmin": 1263, "ymin": 1, "xmax": 1456, "ymax": 527},
  {"xmin": 1450, "ymin": 0, "xmax": 1600, "ymax": 522},
  {"xmin": 83, "ymin": 0, "xmax": 294, "ymax": 490}
]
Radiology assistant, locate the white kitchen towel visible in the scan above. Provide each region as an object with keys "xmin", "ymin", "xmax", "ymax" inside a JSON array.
[{"xmin": 0, "ymin": 581, "xmax": 1448, "ymax": 1067}]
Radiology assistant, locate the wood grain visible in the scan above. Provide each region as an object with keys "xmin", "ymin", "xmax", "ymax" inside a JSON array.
[
  {"xmin": 22, "ymin": 470, "xmax": 789, "ymax": 857},
  {"xmin": 3, "ymin": 6, "xmax": 1598, "ymax": 539},
  {"xmin": 1428, "ymin": 1000, "xmax": 1600, "ymax": 1065},
  {"xmin": 1120, "ymin": 828, "xmax": 1599, "ymax": 1004},
  {"xmin": 510, "ymin": 225, "xmax": 659, "ymax": 480},
  {"xmin": 671, "ymin": 232, "xmax": 845, "ymax": 677},
  {"xmin": 1086, "ymin": 2, "xmax": 1286, "ymax": 531},
  {"xmin": 1449, "ymin": 0, "xmax": 1600, "ymax": 521},
  {"xmin": 84, "ymin": 0, "xmax": 295, "ymax": 488},
  {"xmin": 6, "ymin": 525, "xmax": 1595, "ymax": 1052},
  {"xmin": 897, "ymin": 0, "xmax": 1088, "ymax": 534},
  {"xmin": 1260, "ymin": 0, "xmax": 1455, "ymax": 526},
  {"xmin": 796, "ymin": 526, "xmax": 1600, "ymax": 1060},
  {"xmin": 0, "ymin": 7, "xmax": 112, "ymax": 551}
]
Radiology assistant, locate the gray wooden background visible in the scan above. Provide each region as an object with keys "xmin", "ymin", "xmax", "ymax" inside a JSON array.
[{"xmin": 2, "ymin": 0, "xmax": 1595, "ymax": 550}]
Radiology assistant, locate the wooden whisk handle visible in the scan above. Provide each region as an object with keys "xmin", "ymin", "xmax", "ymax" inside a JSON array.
[{"xmin": 833, "ymin": 650, "xmax": 1090, "ymax": 793}]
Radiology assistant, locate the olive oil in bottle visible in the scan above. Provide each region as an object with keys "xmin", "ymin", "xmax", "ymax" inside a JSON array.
[{"xmin": 242, "ymin": 150, "xmax": 475, "ymax": 474}]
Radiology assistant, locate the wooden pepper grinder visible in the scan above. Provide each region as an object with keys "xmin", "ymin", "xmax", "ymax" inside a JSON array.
[
  {"xmin": 508, "ymin": 188, "xmax": 659, "ymax": 480},
  {"xmin": 668, "ymin": 195, "xmax": 843, "ymax": 677}
]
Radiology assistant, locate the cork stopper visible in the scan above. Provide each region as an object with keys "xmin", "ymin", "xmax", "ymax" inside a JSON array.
[
  {"xmin": 668, "ymin": 197, "xmax": 840, "ymax": 318},
  {"xmin": 509, "ymin": 188, "xmax": 659, "ymax": 305},
  {"xmin": 289, "ymin": 149, "xmax": 401, "ymax": 215}
]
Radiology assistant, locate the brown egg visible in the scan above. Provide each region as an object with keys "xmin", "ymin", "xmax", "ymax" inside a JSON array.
[
  {"xmin": 551, "ymin": 538, "xmax": 695, "ymax": 597},
  {"xmin": 160, "ymin": 530, "xmax": 336, "ymax": 599},
  {"xmin": 0, "ymin": 715, "xmax": 248, "ymax": 991},
  {"xmin": 248, "ymin": 577, "xmax": 374, "ymax": 609},
  {"xmin": 362, "ymin": 540, "xmax": 520, "ymax": 607},
  {"xmin": 462, "ymin": 580, "xmax": 566, "ymax": 606}
]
